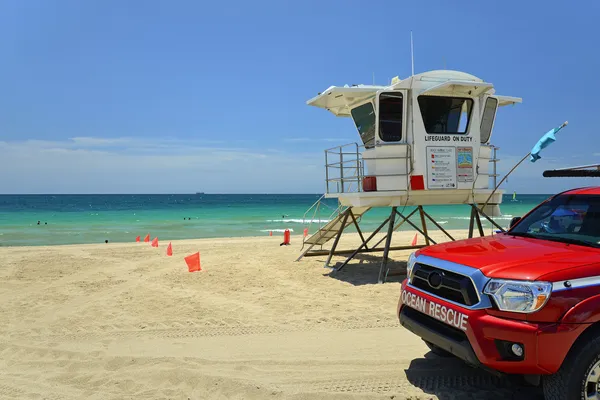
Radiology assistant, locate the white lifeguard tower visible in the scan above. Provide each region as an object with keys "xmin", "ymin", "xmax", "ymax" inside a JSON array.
[{"xmin": 297, "ymin": 70, "xmax": 522, "ymax": 282}]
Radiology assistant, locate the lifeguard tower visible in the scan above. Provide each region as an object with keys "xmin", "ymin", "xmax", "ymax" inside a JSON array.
[{"xmin": 297, "ymin": 70, "xmax": 522, "ymax": 282}]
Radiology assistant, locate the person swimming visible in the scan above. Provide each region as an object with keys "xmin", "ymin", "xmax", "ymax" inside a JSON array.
[{"xmin": 37, "ymin": 221, "xmax": 40, "ymax": 225}]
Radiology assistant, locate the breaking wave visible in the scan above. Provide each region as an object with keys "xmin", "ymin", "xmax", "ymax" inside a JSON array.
[{"xmin": 267, "ymin": 219, "xmax": 330, "ymax": 224}]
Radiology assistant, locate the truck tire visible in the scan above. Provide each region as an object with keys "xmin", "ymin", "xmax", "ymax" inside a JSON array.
[
  {"xmin": 543, "ymin": 335, "xmax": 600, "ymax": 400},
  {"xmin": 423, "ymin": 340, "xmax": 454, "ymax": 358}
]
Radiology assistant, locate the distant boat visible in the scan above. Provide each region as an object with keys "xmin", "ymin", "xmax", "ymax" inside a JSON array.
[
  {"xmin": 511, "ymin": 191, "xmax": 518, "ymax": 202},
  {"xmin": 195, "ymin": 192, "xmax": 205, "ymax": 195}
]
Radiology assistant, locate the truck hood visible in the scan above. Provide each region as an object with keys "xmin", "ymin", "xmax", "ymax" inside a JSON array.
[{"xmin": 419, "ymin": 234, "xmax": 600, "ymax": 280}]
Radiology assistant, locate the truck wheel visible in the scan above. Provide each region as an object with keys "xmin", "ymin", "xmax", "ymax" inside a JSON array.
[
  {"xmin": 543, "ymin": 335, "xmax": 600, "ymax": 400},
  {"xmin": 424, "ymin": 340, "xmax": 453, "ymax": 358}
]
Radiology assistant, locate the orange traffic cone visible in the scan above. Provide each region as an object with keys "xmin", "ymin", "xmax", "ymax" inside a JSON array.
[
  {"xmin": 135, "ymin": 235, "xmax": 140, "ymax": 243},
  {"xmin": 151, "ymin": 237, "xmax": 159, "ymax": 247},
  {"xmin": 411, "ymin": 233, "xmax": 418, "ymax": 246},
  {"xmin": 144, "ymin": 234, "xmax": 150, "ymax": 243},
  {"xmin": 166, "ymin": 242, "xmax": 173, "ymax": 256},
  {"xmin": 185, "ymin": 252, "xmax": 201, "ymax": 272}
]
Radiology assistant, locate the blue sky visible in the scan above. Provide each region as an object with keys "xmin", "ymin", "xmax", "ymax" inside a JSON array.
[{"xmin": 1, "ymin": 0, "xmax": 599, "ymax": 194}]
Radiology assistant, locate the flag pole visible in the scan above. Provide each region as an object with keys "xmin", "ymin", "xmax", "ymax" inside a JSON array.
[
  {"xmin": 479, "ymin": 121, "xmax": 568, "ymax": 213},
  {"xmin": 480, "ymin": 153, "xmax": 530, "ymax": 212}
]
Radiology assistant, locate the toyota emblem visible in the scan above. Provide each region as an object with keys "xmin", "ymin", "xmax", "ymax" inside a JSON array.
[{"xmin": 427, "ymin": 271, "xmax": 444, "ymax": 289}]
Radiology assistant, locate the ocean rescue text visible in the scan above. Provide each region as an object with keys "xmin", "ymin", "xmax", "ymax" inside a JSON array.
[{"xmin": 401, "ymin": 289, "xmax": 469, "ymax": 331}]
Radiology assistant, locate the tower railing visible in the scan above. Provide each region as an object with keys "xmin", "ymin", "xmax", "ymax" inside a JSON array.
[
  {"xmin": 491, "ymin": 145, "xmax": 500, "ymax": 189},
  {"xmin": 477, "ymin": 145, "xmax": 501, "ymax": 189},
  {"xmin": 324, "ymin": 142, "xmax": 365, "ymax": 194},
  {"xmin": 325, "ymin": 142, "xmax": 413, "ymax": 194},
  {"xmin": 324, "ymin": 143, "xmax": 500, "ymax": 194}
]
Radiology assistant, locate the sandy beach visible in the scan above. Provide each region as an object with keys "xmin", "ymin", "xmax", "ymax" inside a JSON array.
[{"xmin": 0, "ymin": 230, "xmax": 542, "ymax": 399}]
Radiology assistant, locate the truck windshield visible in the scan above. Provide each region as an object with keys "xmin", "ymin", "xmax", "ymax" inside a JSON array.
[{"xmin": 509, "ymin": 194, "xmax": 600, "ymax": 248}]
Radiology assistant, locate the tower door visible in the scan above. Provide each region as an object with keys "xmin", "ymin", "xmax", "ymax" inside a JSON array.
[
  {"xmin": 369, "ymin": 90, "xmax": 410, "ymax": 192},
  {"xmin": 376, "ymin": 91, "xmax": 406, "ymax": 145}
]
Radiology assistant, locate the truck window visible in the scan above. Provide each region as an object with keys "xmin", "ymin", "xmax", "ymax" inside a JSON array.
[
  {"xmin": 417, "ymin": 96, "xmax": 473, "ymax": 134},
  {"xmin": 350, "ymin": 102, "xmax": 376, "ymax": 148},
  {"xmin": 510, "ymin": 195, "xmax": 600, "ymax": 247},
  {"xmin": 378, "ymin": 92, "xmax": 403, "ymax": 142}
]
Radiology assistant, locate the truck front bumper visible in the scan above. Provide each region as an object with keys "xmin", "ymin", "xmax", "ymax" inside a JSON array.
[{"xmin": 398, "ymin": 280, "xmax": 589, "ymax": 375}]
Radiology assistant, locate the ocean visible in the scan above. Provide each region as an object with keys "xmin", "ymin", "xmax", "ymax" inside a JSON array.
[{"xmin": 0, "ymin": 194, "xmax": 551, "ymax": 246}]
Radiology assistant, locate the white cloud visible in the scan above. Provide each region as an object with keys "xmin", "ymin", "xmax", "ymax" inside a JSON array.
[
  {"xmin": 283, "ymin": 137, "xmax": 354, "ymax": 143},
  {"xmin": 69, "ymin": 137, "xmax": 133, "ymax": 147},
  {"xmin": 3, "ymin": 137, "xmax": 592, "ymax": 195},
  {"xmin": 283, "ymin": 138, "xmax": 311, "ymax": 143},
  {"xmin": 0, "ymin": 137, "xmax": 324, "ymax": 194}
]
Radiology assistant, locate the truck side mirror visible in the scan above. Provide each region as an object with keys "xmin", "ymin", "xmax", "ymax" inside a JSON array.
[{"xmin": 509, "ymin": 216, "xmax": 522, "ymax": 229}]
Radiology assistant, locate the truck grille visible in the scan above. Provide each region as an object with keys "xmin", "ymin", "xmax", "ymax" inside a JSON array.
[{"xmin": 411, "ymin": 263, "xmax": 479, "ymax": 306}]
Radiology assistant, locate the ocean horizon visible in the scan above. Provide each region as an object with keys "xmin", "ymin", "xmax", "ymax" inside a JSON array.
[{"xmin": 0, "ymin": 193, "xmax": 551, "ymax": 246}]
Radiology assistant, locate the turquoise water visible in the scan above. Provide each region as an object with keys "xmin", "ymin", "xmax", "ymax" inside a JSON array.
[{"xmin": 0, "ymin": 194, "xmax": 551, "ymax": 246}]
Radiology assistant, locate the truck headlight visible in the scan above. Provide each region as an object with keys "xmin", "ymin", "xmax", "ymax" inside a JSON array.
[
  {"xmin": 406, "ymin": 252, "xmax": 417, "ymax": 282},
  {"xmin": 483, "ymin": 279, "xmax": 552, "ymax": 313}
]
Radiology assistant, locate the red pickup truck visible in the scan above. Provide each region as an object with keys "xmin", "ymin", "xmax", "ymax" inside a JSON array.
[{"xmin": 398, "ymin": 187, "xmax": 600, "ymax": 400}]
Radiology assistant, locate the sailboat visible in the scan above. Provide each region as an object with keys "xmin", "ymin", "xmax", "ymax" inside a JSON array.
[{"xmin": 511, "ymin": 191, "xmax": 518, "ymax": 202}]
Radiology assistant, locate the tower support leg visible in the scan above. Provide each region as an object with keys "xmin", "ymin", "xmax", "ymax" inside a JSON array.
[
  {"xmin": 475, "ymin": 205, "xmax": 506, "ymax": 233},
  {"xmin": 323, "ymin": 209, "xmax": 351, "ymax": 268},
  {"xmin": 468, "ymin": 206, "xmax": 476, "ymax": 238},
  {"xmin": 418, "ymin": 206, "xmax": 430, "ymax": 246},
  {"xmin": 474, "ymin": 206, "xmax": 484, "ymax": 237},
  {"xmin": 349, "ymin": 211, "xmax": 368, "ymax": 250},
  {"xmin": 371, "ymin": 208, "xmax": 418, "ymax": 249},
  {"xmin": 336, "ymin": 214, "xmax": 392, "ymax": 272},
  {"xmin": 393, "ymin": 209, "xmax": 437, "ymax": 245},
  {"xmin": 468, "ymin": 204, "xmax": 485, "ymax": 238},
  {"xmin": 378, "ymin": 207, "xmax": 398, "ymax": 284},
  {"xmin": 421, "ymin": 207, "xmax": 455, "ymax": 241}
]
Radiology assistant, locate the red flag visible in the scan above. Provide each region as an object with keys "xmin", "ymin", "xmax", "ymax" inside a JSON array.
[
  {"xmin": 185, "ymin": 252, "xmax": 201, "ymax": 272},
  {"xmin": 411, "ymin": 233, "xmax": 418, "ymax": 246},
  {"xmin": 135, "ymin": 235, "xmax": 140, "ymax": 243},
  {"xmin": 166, "ymin": 242, "xmax": 173, "ymax": 256},
  {"xmin": 151, "ymin": 237, "xmax": 159, "ymax": 247},
  {"xmin": 144, "ymin": 234, "xmax": 150, "ymax": 243}
]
